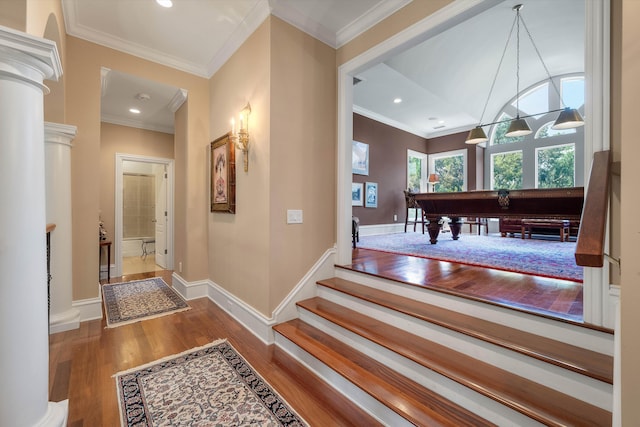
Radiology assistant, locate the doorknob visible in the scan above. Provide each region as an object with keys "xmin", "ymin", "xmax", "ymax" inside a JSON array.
[{"xmin": 152, "ymin": 219, "xmax": 157, "ymax": 223}]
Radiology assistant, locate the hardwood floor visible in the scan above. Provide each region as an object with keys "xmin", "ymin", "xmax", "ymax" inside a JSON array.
[
  {"xmin": 49, "ymin": 271, "xmax": 380, "ymax": 427},
  {"xmin": 347, "ymin": 248, "xmax": 585, "ymax": 323}
]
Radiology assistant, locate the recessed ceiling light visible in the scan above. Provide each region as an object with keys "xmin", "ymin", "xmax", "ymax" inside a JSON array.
[
  {"xmin": 156, "ymin": 0, "xmax": 173, "ymax": 8},
  {"xmin": 393, "ymin": 98, "xmax": 402, "ymax": 104},
  {"xmin": 438, "ymin": 120, "xmax": 445, "ymax": 125},
  {"xmin": 135, "ymin": 93, "xmax": 151, "ymax": 101},
  {"xmin": 129, "ymin": 108, "xmax": 141, "ymax": 114}
]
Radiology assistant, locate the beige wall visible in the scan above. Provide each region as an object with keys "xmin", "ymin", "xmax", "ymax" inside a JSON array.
[
  {"xmin": 208, "ymin": 17, "xmax": 336, "ymax": 316},
  {"xmin": 620, "ymin": 0, "xmax": 640, "ymax": 422},
  {"xmin": 0, "ymin": 0, "xmax": 26, "ymax": 30},
  {"xmin": 66, "ymin": 35, "xmax": 209, "ymax": 299},
  {"xmin": 268, "ymin": 17, "xmax": 336, "ymax": 311},
  {"xmin": 99, "ymin": 122, "xmax": 174, "ymax": 261}
]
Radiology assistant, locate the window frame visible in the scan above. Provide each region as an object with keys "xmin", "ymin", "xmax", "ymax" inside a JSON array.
[
  {"xmin": 534, "ymin": 142, "xmax": 576, "ymax": 189},
  {"xmin": 429, "ymin": 148, "xmax": 467, "ymax": 192},
  {"xmin": 407, "ymin": 149, "xmax": 428, "ymax": 193}
]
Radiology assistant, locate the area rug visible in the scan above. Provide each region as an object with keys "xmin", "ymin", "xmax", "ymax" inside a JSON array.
[
  {"xmin": 115, "ymin": 339, "xmax": 307, "ymax": 427},
  {"xmin": 102, "ymin": 277, "xmax": 190, "ymax": 328},
  {"xmin": 358, "ymin": 232, "xmax": 583, "ymax": 282}
]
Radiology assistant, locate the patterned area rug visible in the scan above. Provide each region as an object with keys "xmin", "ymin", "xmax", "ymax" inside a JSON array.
[
  {"xmin": 102, "ymin": 277, "xmax": 190, "ymax": 328},
  {"xmin": 115, "ymin": 339, "xmax": 307, "ymax": 426},
  {"xmin": 358, "ymin": 232, "xmax": 583, "ymax": 282}
]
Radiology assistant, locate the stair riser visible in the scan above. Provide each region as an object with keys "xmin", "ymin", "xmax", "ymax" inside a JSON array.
[
  {"xmin": 336, "ymin": 269, "xmax": 613, "ymax": 355},
  {"xmin": 287, "ymin": 311, "xmax": 543, "ymax": 427},
  {"xmin": 273, "ymin": 332, "xmax": 416, "ymax": 427},
  {"xmin": 313, "ymin": 288, "xmax": 613, "ymax": 411}
]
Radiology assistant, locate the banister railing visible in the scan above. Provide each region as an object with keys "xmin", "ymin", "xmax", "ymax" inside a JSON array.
[{"xmin": 575, "ymin": 150, "xmax": 611, "ymax": 267}]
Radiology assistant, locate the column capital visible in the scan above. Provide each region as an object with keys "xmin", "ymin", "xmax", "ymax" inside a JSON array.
[
  {"xmin": 0, "ymin": 25, "xmax": 62, "ymax": 90},
  {"xmin": 45, "ymin": 122, "xmax": 78, "ymax": 147}
]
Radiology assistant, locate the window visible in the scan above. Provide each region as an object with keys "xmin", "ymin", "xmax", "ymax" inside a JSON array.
[
  {"xmin": 429, "ymin": 149, "xmax": 467, "ymax": 192},
  {"xmin": 536, "ymin": 143, "xmax": 575, "ymax": 188},
  {"xmin": 491, "ymin": 150, "xmax": 522, "ymax": 190},
  {"xmin": 407, "ymin": 149, "xmax": 428, "ymax": 193},
  {"xmin": 486, "ymin": 74, "xmax": 584, "ymax": 190},
  {"xmin": 491, "ymin": 113, "xmax": 525, "ymax": 146}
]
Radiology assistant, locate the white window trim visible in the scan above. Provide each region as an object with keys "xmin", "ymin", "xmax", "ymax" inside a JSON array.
[
  {"xmin": 534, "ymin": 142, "xmax": 576, "ymax": 189},
  {"xmin": 429, "ymin": 148, "xmax": 468, "ymax": 192},
  {"xmin": 407, "ymin": 149, "xmax": 428, "ymax": 192},
  {"xmin": 490, "ymin": 149, "xmax": 522, "ymax": 190}
]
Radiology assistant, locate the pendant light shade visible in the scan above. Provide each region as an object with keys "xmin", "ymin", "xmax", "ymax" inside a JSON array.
[
  {"xmin": 551, "ymin": 107, "xmax": 585, "ymax": 130},
  {"xmin": 465, "ymin": 126, "xmax": 488, "ymax": 144},
  {"xmin": 505, "ymin": 117, "xmax": 532, "ymax": 137}
]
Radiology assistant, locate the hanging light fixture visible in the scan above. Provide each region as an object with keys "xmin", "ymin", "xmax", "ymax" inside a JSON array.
[{"xmin": 465, "ymin": 4, "xmax": 584, "ymax": 144}]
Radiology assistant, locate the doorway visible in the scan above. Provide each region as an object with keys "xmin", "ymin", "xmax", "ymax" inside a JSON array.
[{"xmin": 115, "ymin": 154, "xmax": 174, "ymax": 277}]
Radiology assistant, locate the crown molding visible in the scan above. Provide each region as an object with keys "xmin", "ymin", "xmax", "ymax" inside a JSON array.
[
  {"xmin": 336, "ymin": 0, "xmax": 412, "ymax": 48},
  {"xmin": 206, "ymin": 0, "xmax": 271, "ymax": 77},
  {"xmin": 353, "ymin": 105, "xmax": 428, "ymax": 139},
  {"xmin": 101, "ymin": 115, "xmax": 174, "ymax": 135},
  {"xmin": 168, "ymin": 88, "xmax": 188, "ymax": 113},
  {"xmin": 62, "ymin": 0, "xmax": 209, "ymax": 77},
  {"xmin": 269, "ymin": 0, "xmax": 336, "ymax": 47}
]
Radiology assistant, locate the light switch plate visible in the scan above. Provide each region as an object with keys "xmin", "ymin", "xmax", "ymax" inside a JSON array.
[{"xmin": 287, "ymin": 209, "xmax": 303, "ymax": 224}]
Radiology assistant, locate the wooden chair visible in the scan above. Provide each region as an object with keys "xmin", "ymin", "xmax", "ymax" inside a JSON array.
[
  {"xmin": 466, "ymin": 217, "xmax": 488, "ymax": 235},
  {"xmin": 404, "ymin": 190, "xmax": 426, "ymax": 233}
]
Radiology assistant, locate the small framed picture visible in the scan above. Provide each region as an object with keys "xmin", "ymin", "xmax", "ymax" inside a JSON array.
[
  {"xmin": 351, "ymin": 183, "xmax": 363, "ymax": 206},
  {"xmin": 210, "ymin": 132, "xmax": 236, "ymax": 213},
  {"xmin": 352, "ymin": 140, "xmax": 369, "ymax": 175},
  {"xmin": 365, "ymin": 182, "xmax": 378, "ymax": 208}
]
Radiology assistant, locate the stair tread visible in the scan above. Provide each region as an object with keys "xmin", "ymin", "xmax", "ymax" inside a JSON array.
[
  {"xmin": 319, "ymin": 277, "xmax": 613, "ymax": 384},
  {"xmin": 274, "ymin": 319, "xmax": 496, "ymax": 427},
  {"xmin": 297, "ymin": 296, "xmax": 611, "ymax": 427}
]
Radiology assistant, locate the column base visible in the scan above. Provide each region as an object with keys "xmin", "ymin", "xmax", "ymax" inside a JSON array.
[
  {"xmin": 49, "ymin": 308, "xmax": 80, "ymax": 334},
  {"xmin": 34, "ymin": 400, "xmax": 68, "ymax": 427}
]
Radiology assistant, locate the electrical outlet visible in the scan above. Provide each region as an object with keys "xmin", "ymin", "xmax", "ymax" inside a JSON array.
[
  {"xmin": 287, "ymin": 209, "xmax": 303, "ymax": 224},
  {"xmin": 394, "ymin": 214, "xmax": 398, "ymax": 221},
  {"xmin": 178, "ymin": 262, "xmax": 183, "ymax": 273}
]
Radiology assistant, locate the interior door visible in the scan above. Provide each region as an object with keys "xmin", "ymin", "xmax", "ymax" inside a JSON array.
[{"xmin": 154, "ymin": 164, "xmax": 167, "ymax": 268}]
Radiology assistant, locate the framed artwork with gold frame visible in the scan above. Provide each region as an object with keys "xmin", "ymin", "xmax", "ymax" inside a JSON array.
[{"xmin": 210, "ymin": 132, "xmax": 236, "ymax": 213}]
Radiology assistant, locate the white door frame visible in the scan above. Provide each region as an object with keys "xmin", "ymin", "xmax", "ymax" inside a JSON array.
[
  {"xmin": 337, "ymin": 0, "xmax": 611, "ymax": 326},
  {"xmin": 115, "ymin": 153, "xmax": 175, "ymax": 277}
]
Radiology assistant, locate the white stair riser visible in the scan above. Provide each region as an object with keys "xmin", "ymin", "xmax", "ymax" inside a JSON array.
[
  {"xmin": 274, "ymin": 333, "xmax": 415, "ymax": 427},
  {"xmin": 286, "ymin": 312, "xmax": 543, "ymax": 427},
  {"xmin": 335, "ymin": 269, "xmax": 614, "ymax": 355},
  {"xmin": 304, "ymin": 293, "xmax": 613, "ymax": 412}
]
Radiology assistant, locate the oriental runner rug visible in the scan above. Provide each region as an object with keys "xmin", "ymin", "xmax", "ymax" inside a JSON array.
[
  {"xmin": 358, "ymin": 232, "xmax": 582, "ymax": 282},
  {"xmin": 102, "ymin": 277, "xmax": 190, "ymax": 328},
  {"xmin": 115, "ymin": 339, "xmax": 308, "ymax": 427}
]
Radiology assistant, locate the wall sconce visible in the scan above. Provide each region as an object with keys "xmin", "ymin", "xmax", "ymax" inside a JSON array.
[{"xmin": 231, "ymin": 103, "xmax": 251, "ymax": 172}]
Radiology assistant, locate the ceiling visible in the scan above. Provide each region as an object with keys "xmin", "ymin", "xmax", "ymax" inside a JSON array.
[{"xmin": 62, "ymin": 0, "xmax": 584, "ymax": 138}]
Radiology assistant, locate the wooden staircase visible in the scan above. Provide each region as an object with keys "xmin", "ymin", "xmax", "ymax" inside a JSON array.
[{"xmin": 273, "ymin": 273, "xmax": 614, "ymax": 426}]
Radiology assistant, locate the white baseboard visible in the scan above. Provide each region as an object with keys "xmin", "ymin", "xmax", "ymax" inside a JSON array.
[
  {"xmin": 34, "ymin": 400, "xmax": 68, "ymax": 427},
  {"xmin": 49, "ymin": 308, "xmax": 80, "ymax": 334},
  {"xmin": 172, "ymin": 247, "xmax": 336, "ymax": 345},
  {"xmin": 359, "ymin": 223, "xmax": 404, "ymax": 236},
  {"xmin": 72, "ymin": 283, "xmax": 103, "ymax": 323}
]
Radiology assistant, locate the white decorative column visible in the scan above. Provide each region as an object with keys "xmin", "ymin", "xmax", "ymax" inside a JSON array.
[
  {"xmin": 45, "ymin": 122, "xmax": 79, "ymax": 334},
  {"xmin": 0, "ymin": 26, "xmax": 67, "ymax": 426}
]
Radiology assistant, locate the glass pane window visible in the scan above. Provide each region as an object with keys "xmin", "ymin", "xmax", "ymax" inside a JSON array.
[
  {"xmin": 536, "ymin": 144, "xmax": 575, "ymax": 188},
  {"xmin": 512, "ymin": 82, "xmax": 549, "ymax": 117},
  {"xmin": 430, "ymin": 149, "xmax": 466, "ymax": 192},
  {"xmin": 491, "ymin": 151, "xmax": 523, "ymax": 190},
  {"xmin": 535, "ymin": 121, "xmax": 577, "ymax": 139},
  {"xmin": 561, "ymin": 77, "xmax": 585, "ymax": 110},
  {"xmin": 491, "ymin": 113, "xmax": 526, "ymax": 146}
]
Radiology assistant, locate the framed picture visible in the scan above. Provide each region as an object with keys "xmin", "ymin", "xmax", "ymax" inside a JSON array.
[
  {"xmin": 352, "ymin": 140, "xmax": 369, "ymax": 175},
  {"xmin": 210, "ymin": 132, "xmax": 236, "ymax": 213},
  {"xmin": 351, "ymin": 183, "xmax": 363, "ymax": 206},
  {"xmin": 365, "ymin": 182, "xmax": 378, "ymax": 208}
]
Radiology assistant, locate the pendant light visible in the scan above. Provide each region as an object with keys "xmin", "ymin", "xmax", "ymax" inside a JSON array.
[{"xmin": 466, "ymin": 4, "xmax": 584, "ymax": 144}]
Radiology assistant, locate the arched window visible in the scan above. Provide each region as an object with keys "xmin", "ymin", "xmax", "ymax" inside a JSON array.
[{"xmin": 486, "ymin": 74, "xmax": 584, "ymax": 190}]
